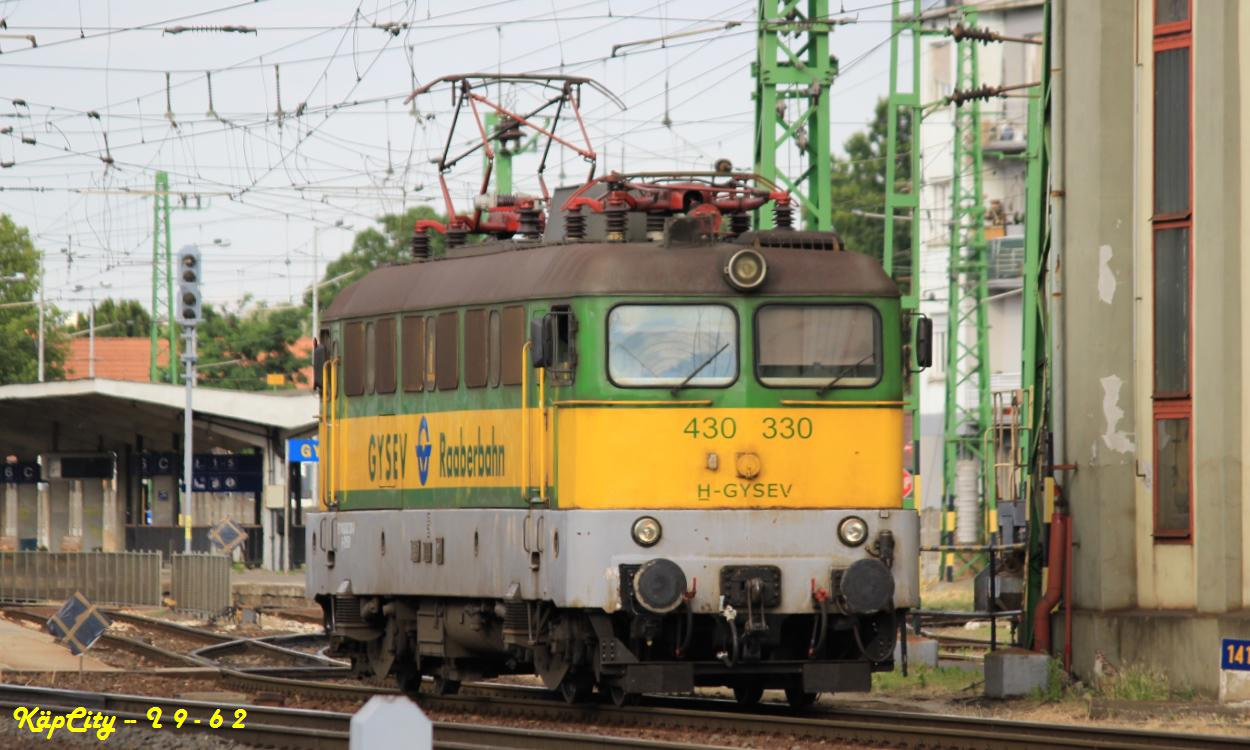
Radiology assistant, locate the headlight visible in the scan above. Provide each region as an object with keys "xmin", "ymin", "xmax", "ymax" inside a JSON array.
[
  {"xmin": 631, "ymin": 516, "xmax": 662, "ymax": 547},
  {"xmin": 724, "ymin": 249, "xmax": 767, "ymax": 291},
  {"xmin": 838, "ymin": 516, "xmax": 868, "ymax": 547}
]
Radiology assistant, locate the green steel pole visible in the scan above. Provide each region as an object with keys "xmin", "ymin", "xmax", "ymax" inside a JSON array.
[
  {"xmin": 483, "ymin": 113, "xmax": 513, "ymax": 196},
  {"xmin": 164, "ymin": 176, "xmax": 177, "ymax": 385},
  {"xmin": 885, "ymin": 0, "xmax": 922, "ymax": 510},
  {"xmin": 151, "ymin": 171, "xmax": 175, "ymax": 384},
  {"xmin": 1018, "ymin": 0, "xmax": 1052, "ymax": 649},
  {"xmin": 150, "ymin": 174, "xmax": 162, "ymax": 383},
  {"xmin": 753, "ymin": 0, "xmax": 836, "ymax": 231},
  {"xmin": 943, "ymin": 5, "xmax": 992, "ymax": 575}
]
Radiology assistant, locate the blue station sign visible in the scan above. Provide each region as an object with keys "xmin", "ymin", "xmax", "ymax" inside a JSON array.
[
  {"xmin": 1223, "ymin": 638, "xmax": 1250, "ymax": 671},
  {"xmin": 287, "ymin": 438, "xmax": 319, "ymax": 464}
]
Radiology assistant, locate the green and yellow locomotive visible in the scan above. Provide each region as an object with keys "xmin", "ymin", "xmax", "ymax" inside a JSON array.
[{"xmin": 307, "ymin": 75, "xmax": 923, "ymax": 707}]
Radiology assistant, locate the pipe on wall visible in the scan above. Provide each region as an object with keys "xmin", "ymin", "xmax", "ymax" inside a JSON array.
[{"xmin": 1033, "ymin": 509, "xmax": 1068, "ymax": 654}]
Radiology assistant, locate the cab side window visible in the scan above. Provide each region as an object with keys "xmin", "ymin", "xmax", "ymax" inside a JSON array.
[
  {"xmin": 436, "ymin": 311, "xmax": 459, "ymax": 390},
  {"xmin": 375, "ymin": 317, "xmax": 397, "ymax": 394},
  {"xmin": 424, "ymin": 317, "xmax": 437, "ymax": 390},
  {"xmin": 500, "ymin": 306, "xmax": 526, "ymax": 386},
  {"xmin": 344, "ymin": 321, "xmax": 365, "ymax": 396},
  {"xmin": 402, "ymin": 315, "xmax": 424, "ymax": 392},
  {"xmin": 464, "ymin": 309, "xmax": 488, "ymax": 389},
  {"xmin": 364, "ymin": 321, "xmax": 376, "ymax": 394},
  {"xmin": 549, "ymin": 304, "xmax": 577, "ymax": 386}
]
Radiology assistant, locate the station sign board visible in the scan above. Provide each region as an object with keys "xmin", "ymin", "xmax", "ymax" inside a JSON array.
[
  {"xmin": 139, "ymin": 452, "xmax": 263, "ymax": 493},
  {"xmin": 1, "ymin": 461, "xmax": 40, "ymax": 484},
  {"xmin": 1223, "ymin": 638, "xmax": 1250, "ymax": 671},
  {"xmin": 287, "ymin": 438, "xmax": 319, "ymax": 464}
]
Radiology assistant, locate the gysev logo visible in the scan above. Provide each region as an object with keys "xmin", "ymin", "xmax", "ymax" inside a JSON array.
[{"xmin": 416, "ymin": 416, "xmax": 432, "ymax": 486}]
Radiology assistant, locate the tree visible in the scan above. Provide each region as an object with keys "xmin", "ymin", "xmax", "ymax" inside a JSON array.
[
  {"xmin": 168, "ymin": 205, "xmax": 448, "ymax": 391},
  {"xmin": 830, "ymin": 98, "xmax": 912, "ymax": 273},
  {"xmin": 0, "ymin": 215, "xmax": 64, "ymax": 384},
  {"xmin": 68, "ymin": 298, "xmax": 151, "ymax": 337},
  {"xmin": 193, "ymin": 298, "xmax": 309, "ymax": 391},
  {"xmin": 312, "ymin": 205, "xmax": 448, "ymax": 317}
]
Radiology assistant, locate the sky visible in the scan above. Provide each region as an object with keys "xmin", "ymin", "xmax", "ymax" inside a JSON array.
[{"xmin": 0, "ymin": 0, "xmax": 918, "ymax": 323}]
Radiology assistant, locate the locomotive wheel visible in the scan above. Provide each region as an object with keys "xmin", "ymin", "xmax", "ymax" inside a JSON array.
[
  {"xmin": 394, "ymin": 664, "xmax": 423, "ymax": 699},
  {"xmin": 607, "ymin": 682, "xmax": 639, "ymax": 707},
  {"xmin": 559, "ymin": 673, "xmax": 594, "ymax": 705},
  {"xmin": 732, "ymin": 681, "xmax": 765, "ymax": 707},
  {"xmin": 431, "ymin": 675, "xmax": 461, "ymax": 696},
  {"xmin": 784, "ymin": 686, "xmax": 818, "ymax": 709}
]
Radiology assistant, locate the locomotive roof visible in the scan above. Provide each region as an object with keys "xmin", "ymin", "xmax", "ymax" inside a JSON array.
[{"xmin": 323, "ymin": 241, "xmax": 899, "ymax": 321}]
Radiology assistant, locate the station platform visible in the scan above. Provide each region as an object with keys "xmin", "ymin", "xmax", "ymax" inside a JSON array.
[
  {"xmin": 0, "ymin": 618, "xmax": 114, "ymax": 672},
  {"xmin": 232, "ymin": 567, "xmax": 308, "ymax": 610}
]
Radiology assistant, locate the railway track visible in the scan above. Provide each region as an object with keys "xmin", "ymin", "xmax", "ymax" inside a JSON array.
[
  {"xmin": 0, "ymin": 683, "xmax": 732, "ymax": 750},
  {"xmin": 0, "ymin": 605, "xmax": 351, "ymax": 678},
  {"xmin": 219, "ymin": 670, "xmax": 1247, "ymax": 750},
  {"xmin": 3, "ymin": 605, "xmax": 1242, "ymax": 749}
]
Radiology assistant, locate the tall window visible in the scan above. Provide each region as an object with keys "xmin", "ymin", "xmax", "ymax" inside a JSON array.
[{"xmin": 1152, "ymin": 0, "xmax": 1191, "ymax": 540}]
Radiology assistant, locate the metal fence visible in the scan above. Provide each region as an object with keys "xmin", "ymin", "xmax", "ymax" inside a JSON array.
[
  {"xmin": 0, "ymin": 551, "xmax": 162, "ymax": 607},
  {"xmin": 126, "ymin": 525, "xmax": 264, "ymax": 567},
  {"xmin": 170, "ymin": 553, "xmax": 232, "ymax": 618}
]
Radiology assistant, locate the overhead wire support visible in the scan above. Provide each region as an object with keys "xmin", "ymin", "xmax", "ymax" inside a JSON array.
[
  {"xmin": 945, "ymin": 81, "xmax": 1041, "ymax": 108},
  {"xmin": 941, "ymin": 3, "xmax": 994, "ymax": 580},
  {"xmin": 150, "ymin": 171, "xmax": 209, "ymax": 383},
  {"xmin": 610, "ymin": 21, "xmax": 743, "ymax": 57},
  {"xmin": 948, "ymin": 22, "xmax": 1042, "ymax": 46},
  {"xmin": 1016, "ymin": 1, "xmax": 1053, "ymax": 654},
  {"xmin": 884, "ymin": 0, "xmax": 923, "ymax": 510},
  {"xmin": 753, "ymin": 0, "xmax": 837, "ymax": 231},
  {"xmin": 0, "ymin": 33, "xmax": 37, "ymax": 50},
  {"xmin": 162, "ymin": 25, "xmax": 256, "ymax": 35}
]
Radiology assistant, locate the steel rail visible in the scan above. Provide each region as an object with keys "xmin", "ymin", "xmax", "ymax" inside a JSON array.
[
  {"xmin": 218, "ymin": 670, "xmax": 1250, "ymax": 750},
  {"xmin": 0, "ymin": 606, "xmax": 205, "ymax": 667},
  {"xmin": 1, "ymin": 606, "xmax": 348, "ymax": 675},
  {"xmin": 0, "ymin": 683, "xmax": 733, "ymax": 750}
]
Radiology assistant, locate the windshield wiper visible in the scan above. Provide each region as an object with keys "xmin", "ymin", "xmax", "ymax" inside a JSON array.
[
  {"xmin": 671, "ymin": 342, "xmax": 730, "ymax": 396},
  {"xmin": 816, "ymin": 353, "xmax": 874, "ymax": 396}
]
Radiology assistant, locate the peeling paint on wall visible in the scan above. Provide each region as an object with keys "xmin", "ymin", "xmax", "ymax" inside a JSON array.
[
  {"xmin": 1100, "ymin": 374, "xmax": 1135, "ymax": 454},
  {"xmin": 1098, "ymin": 244, "xmax": 1116, "ymax": 304}
]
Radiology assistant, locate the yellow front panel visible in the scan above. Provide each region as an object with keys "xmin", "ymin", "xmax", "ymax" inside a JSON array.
[{"xmin": 555, "ymin": 407, "xmax": 902, "ymax": 509}]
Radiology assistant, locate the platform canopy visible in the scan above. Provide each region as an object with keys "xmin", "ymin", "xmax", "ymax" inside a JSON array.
[{"xmin": 0, "ymin": 379, "xmax": 317, "ymax": 456}]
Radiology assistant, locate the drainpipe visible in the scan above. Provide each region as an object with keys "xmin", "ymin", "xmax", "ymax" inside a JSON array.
[{"xmin": 1033, "ymin": 507, "xmax": 1068, "ymax": 654}]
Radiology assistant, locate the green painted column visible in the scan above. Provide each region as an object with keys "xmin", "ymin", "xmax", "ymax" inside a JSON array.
[{"xmin": 753, "ymin": 0, "xmax": 837, "ymax": 231}]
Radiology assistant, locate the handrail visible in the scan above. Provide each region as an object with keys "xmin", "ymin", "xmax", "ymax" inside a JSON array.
[
  {"xmin": 538, "ymin": 365, "xmax": 546, "ymax": 505},
  {"xmin": 329, "ymin": 357, "xmax": 340, "ymax": 508},
  {"xmin": 318, "ymin": 360, "xmax": 328, "ymax": 510},
  {"xmin": 779, "ymin": 400, "xmax": 905, "ymax": 407},
  {"xmin": 520, "ymin": 342, "xmax": 530, "ymax": 501},
  {"xmin": 552, "ymin": 399, "xmax": 713, "ymax": 407}
]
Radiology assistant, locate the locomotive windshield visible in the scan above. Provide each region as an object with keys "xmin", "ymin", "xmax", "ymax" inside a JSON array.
[
  {"xmin": 608, "ymin": 304, "xmax": 737, "ymax": 387},
  {"xmin": 756, "ymin": 305, "xmax": 881, "ymax": 387}
]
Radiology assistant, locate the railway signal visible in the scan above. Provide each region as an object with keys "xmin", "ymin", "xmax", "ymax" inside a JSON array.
[
  {"xmin": 177, "ymin": 245, "xmax": 202, "ymax": 325},
  {"xmin": 177, "ymin": 245, "xmax": 202, "ymax": 552}
]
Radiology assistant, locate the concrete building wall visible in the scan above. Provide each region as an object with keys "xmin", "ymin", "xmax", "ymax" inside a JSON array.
[{"xmin": 1059, "ymin": 0, "xmax": 1250, "ymax": 693}]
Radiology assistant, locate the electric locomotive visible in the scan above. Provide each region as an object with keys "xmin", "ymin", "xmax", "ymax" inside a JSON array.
[{"xmin": 307, "ymin": 75, "xmax": 926, "ymax": 707}]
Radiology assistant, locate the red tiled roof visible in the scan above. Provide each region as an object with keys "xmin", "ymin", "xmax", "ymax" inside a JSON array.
[
  {"xmin": 65, "ymin": 335, "xmax": 314, "ymax": 388},
  {"xmin": 65, "ymin": 338, "xmax": 169, "ymax": 382}
]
